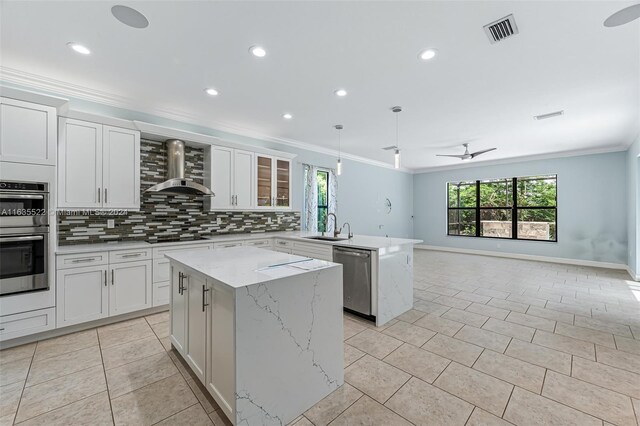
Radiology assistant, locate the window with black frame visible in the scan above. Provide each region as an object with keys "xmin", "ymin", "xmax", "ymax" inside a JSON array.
[
  {"xmin": 317, "ymin": 170, "xmax": 329, "ymax": 233},
  {"xmin": 447, "ymin": 175, "xmax": 557, "ymax": 241}
]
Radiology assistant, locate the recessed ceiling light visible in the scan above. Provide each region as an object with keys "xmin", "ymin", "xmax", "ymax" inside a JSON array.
[
  {"xmin": 249, "ymin": 46, "xmax": 267, "ymax": 57},
  {"xmin": 334, "ymin": 89, "xmax": 348, "ymax": 97},
  {"xmin": 204, "ymin": 88, "xmax": 219, "ymax": 96},
  {"xmin": 418, "ymin": 48, "xmax": 438, "ymax": 61},
  {"xmin": 111, "ymin": 5, "xmax": 149, "ymax": 29},
  {"xmin": 282, "ymin": 113, "xmax": 293, "ymax": 120},
  {"xmin": 67, "ymin": 42, "xmax": 91, "ymax": 55}
]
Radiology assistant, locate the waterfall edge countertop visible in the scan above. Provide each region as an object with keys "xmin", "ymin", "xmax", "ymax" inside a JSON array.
[
  {"xmin": 167, "ymin": 245, "xmax": 344, "ymax": 425},
  {"xmin": 165, "ymin": 246, "xmax": 338, "ymax": 288},
  {"xmin": 55, "ymin": 231, "xmax": 422, "ymax": 254}
]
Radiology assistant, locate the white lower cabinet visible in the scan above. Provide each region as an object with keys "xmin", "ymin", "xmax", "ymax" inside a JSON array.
[
  {"xmin": 206, "ymin": 281, "xmax": 235, "ymax": 415},
  {"xmin": 56, "ymin": 253, "xmax": 151, "ymax": 327},
  {"xmin": 170, "ymin": 265, "xmax": 187, "ymax": 353},
  {"xmin": 0, "ymin": 308, "xmax": 56, "ymax": 341},
  {"xmin": 171, "ymin": 265, "xmax": 236, "ymax": 420},
  {"xmin": 57, "ymin": 265, "xmax": 109, "ymax": 327},
  {"xmin": 186, "ymin": 273, "xmax": 207, "ymax": 382},
  {"xmin": 109, "ymin": 260, "xmax": 152, "ymax": 316}
]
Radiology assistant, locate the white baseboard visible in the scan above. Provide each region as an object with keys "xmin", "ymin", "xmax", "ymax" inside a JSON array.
[
  {"xmin": 415, "ymin": 245, "xmax": 635, "ymax": 278},
  {"xmin": 627, "ymin": 265, "xmax": 640, "ymax": 281}
]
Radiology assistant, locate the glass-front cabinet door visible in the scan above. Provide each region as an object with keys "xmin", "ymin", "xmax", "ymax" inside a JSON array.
[
  {"xmin": 256, "ymin": 155, "xmax": 273, "ymax": 208},
  {"xmin": 254, "ymin": 155, "xmax": 292, "ymax": 209},
  {"xmin": 276, "ymin": 159, "xmax": 291, "ymax": 208}
]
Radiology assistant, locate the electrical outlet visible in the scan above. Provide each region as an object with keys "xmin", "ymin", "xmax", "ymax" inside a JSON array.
[
  {"xmin": 107, "ymin": 219, "xmax": 115, "ymax": 229},
  {"xmin": 267, "ymin": 217, "xmax": 272, "ymax": 224},
  {"xmin": 277, "ymin": 216, "xmax": 282, "ymax": 224},
  {"xmin": 216, "ymin": 217, "xmax": 222, "ymax": 225}
]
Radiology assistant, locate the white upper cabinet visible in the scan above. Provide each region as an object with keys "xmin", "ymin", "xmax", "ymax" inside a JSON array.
[
  {"xmin": 58, "ymin": 118, "xmax": 140, "ymax": 210},
  {"xmin": 233, "ymin": 149, "xmax": 253, "ymax": 209},
  {"xmin": 0, "ymin": 97, "xmax": 57, "ymax": 166},
  {"xmin": 103, "ymin": 125, "xmax": 140, "ymax": 208},
  {"xmin": 207, "ymin": 146, "xmax": 234, "ymax": 210},
  {"xmin": 58, "ymin": 119, "xmax": 103, "ymax": 208},
  {"xmin": 255, "ymin": 155, "xmax": 292, "ymax": 210},
  {"xmin": 205, "ymin": 146, "xmax": 254, "ymax": 210}
]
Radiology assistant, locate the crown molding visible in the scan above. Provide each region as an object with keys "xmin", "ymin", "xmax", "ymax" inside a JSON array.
[
  {"xmin": 0, "ymin": 66, "xmax": 412, "ymax": 173},
  {"xmin": 412, "ymin": 145, "xmax": 630, "ymax": 174}
]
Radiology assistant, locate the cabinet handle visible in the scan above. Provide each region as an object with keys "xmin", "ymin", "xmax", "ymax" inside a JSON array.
[
  {"xmin": 104, "ymin": 188, "xmax": 108, "ymax": 204},
  {"xmin": 72, "ymin": 257, "xmax": 96, "ymax": 263},
  {"xmin": 121, "ymin": 253, "xmax": 142, "ymax": 258},
  {"xmin": 98, "ymin": 188, "xmax": 101, "ymax": 203},
  {"xmin": 202, "ymin": 285, "xmax": 210, "ymax": 312},
  {"xmin": 0, "ymin": 328, "xmax": 5, "ymax": 331},
  {"xmin": 111, "ymin": 270, "xmax": 114, "ymax": 286},
  {"xmin": 104, "ymin": 270, "xmax": 107, "ymax": 286}
]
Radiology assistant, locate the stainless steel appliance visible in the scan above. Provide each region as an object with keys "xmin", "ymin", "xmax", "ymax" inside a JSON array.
[
  {"xmin": 0, "ymin": 181, "xmax": 49, "ymax": 227},
  {"xmin": 0, "ymin": 181, "xmax": 50, "ymax": 296},
  {"xmin": 0, "ymin": 227, "xmax": 49, "ymax": 296},
  {"xmin": 145, "ymin": 139, "xmax": 215, "ymax": 196},
  {"xmin": 333, "ymin": 246, "xmax": 373, "ymax": 319}
]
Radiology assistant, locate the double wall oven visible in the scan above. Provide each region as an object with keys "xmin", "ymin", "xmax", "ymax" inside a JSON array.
[{"xmin": 0, "ymin": 181, "xmax": 50, "ymax": 297}]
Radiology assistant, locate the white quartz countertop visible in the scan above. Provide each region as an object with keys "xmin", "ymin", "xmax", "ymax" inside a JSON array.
[
  {"xmin": 56, "ymin": 231, "xmax": 422, "ymax": 254},
  {"xmin": 166, "ymin": 246, "xmax": 339, "ymax": 288}
]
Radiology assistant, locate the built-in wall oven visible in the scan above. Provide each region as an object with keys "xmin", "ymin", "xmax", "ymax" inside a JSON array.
[{"xmin": 0, "ymin": 181, "xmax": 49, "ymax": 297}]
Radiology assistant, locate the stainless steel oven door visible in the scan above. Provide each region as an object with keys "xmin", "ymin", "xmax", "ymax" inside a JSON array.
[
  {"xmin": 0, "ymin": 191, "xmax": 49, "ymax": 228},
  {"xmin": 0, "ymin": 228, "xmax": 49, "ymax": 296}
]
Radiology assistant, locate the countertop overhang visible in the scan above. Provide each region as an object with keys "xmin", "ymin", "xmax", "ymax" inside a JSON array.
[{"xmin": 165, "ymin": 246, "xmax": 340, "ymax": 288}]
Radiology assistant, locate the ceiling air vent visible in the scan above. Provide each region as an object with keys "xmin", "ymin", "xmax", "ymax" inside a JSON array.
[{"xmin": 484, "ymin": 14, "xmax": 519, "ymax": 44}]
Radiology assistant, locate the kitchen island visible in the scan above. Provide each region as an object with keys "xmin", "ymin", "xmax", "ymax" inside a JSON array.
[{"xmin": 166, "ymin": 246, "xmax": 343, "ymax": 426}]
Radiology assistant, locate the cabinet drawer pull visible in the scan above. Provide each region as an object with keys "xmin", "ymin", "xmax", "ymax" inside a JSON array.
[
  {"xmin": 71, "ymin": 257, "xmax": 96, "ymax": 263},
  {"xmin": 0, "ymin": 328, "xmax": 5, "ymax": 331},
  {"xmin": 98, "ymin": 187, "xmax": 101, "ymax": 203},
  {"xmin": 111, "ymin": 270, "xmax": 114, "ymax": 286},
  {"xmin": 278, "ymin": 241, "xmax": 286, "ymax": 245},
  {"xmin": 121, "ymin": 253, "xmax": 142, "ymax": 258},
  {"xmin": 104, "ymin": 188, "xmax": 108, "ymax": 203},
  {"xmin": 104, "ymin": 270, "xmax": 107, "ymax": 286},
  {"xmin": 202, "ymin": 285, "xmax": 210, "ymax": 312}
]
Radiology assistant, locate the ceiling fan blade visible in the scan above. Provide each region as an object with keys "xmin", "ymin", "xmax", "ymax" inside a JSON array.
[
  {"xmin": 470, "ymin": 148, "xmax": 497, "ymax": 158},
  {"xmin": 436, "ymin": 154, "xmax": 466, "ymax": 158}
]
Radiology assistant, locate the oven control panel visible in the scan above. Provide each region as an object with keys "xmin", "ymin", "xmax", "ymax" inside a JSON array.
[{"xmin": 0, "ymin": 181, "xmax": 47, "ymax": 192}]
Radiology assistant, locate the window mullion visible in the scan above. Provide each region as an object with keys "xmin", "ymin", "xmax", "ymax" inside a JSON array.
[
  {"xmin": 475, "ymin": 180, "xmax": 480, "ymax": 237},
  {"xmin": 512, "ymin": 177, "xmax": 518, "ymax": 239}
]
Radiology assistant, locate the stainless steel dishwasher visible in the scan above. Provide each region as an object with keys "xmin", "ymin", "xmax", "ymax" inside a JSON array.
[{"xmin": 333, "ymin": 246, "xmax": 373, "ymax": 319}]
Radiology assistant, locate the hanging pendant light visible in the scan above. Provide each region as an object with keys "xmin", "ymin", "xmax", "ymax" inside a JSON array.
[
  {"xmin": 335, "ymin": 124, "xmax": 343, "ymax": 175},
  {"xmin": 392, "ymin": 106, "xmax": 402, "ymax": 169}
]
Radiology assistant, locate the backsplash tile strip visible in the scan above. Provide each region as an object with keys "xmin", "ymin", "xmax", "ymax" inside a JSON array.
[{"xmin": 58, "ymin": 140, "xmax": 300, "ymax": 245}]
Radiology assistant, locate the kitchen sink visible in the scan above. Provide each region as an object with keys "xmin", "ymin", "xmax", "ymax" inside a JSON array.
[{"xmin": 303, "ymin": 236, "xmax": 348, "ymax": 242}]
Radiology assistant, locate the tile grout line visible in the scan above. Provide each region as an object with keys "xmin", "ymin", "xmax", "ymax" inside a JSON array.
[
  {"xmin": 97, "ymin": 326, "xmax": 117, "ymax": 426},
  {"xmin": 11, "ymin": 344, "xmax": 35, "ymax": 426},
  {"xmin": 321, "ymin": 393, "xmax": 365, "ymax": 426}
]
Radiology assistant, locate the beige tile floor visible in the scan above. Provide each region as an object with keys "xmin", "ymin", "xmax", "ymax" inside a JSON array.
[{"xmin": 2, "ymin": 250, "xmax": 640, "ymax": 425}]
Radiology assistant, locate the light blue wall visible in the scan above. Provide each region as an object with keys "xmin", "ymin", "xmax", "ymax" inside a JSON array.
[
  {"xmin": 3, "ymin": 84, "xmax": 414, "ymax": 238},
  {"xmin": 628, "ymin": 136, "xmax": 640, "ymax": 274},
  {"xmin": 413, "ymin": 152, "xmax": 628, "ymax": 265}
]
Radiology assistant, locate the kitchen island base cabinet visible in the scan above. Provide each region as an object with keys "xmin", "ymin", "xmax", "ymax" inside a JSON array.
[
  {"xmin": 375, "ymin": 244, "xmax": 415, "ymax": 326},
  {"xmin": 168, "ymin": 248, "xmax": 343, "ymax": 426}
]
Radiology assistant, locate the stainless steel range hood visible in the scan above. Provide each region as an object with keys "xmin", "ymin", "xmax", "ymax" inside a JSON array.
[{"xmin": 145, "ymin": 139, "xmax": 215, "ymax": 196}]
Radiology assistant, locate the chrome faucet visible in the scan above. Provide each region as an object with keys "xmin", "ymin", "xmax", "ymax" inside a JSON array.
[
  {"xmin": 342, "ymin": 222, "xmax": 353, "ymax": 239},
  {"xmin": 324, "ymin": 213, "xmax": 341, "ymax": 237}
]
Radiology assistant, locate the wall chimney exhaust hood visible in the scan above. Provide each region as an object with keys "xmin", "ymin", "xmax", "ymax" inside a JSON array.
[{"xmin": 145, "ymin": 139, "xmax": 215, "ymax": 196}]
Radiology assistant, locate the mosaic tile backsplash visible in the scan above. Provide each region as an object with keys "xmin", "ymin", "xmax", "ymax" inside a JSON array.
[{"xmin": 58, "ymin": 139, "xmax": 301, "ymax": 245}]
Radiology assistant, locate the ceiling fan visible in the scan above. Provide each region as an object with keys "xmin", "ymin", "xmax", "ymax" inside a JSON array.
[{"xmin": 436, "ymin": 143, "xmax": 496, "ymax": 161}]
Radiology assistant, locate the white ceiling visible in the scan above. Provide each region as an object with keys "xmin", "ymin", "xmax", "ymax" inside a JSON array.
[{"xmin": 1, "ymin": 1, "xmax": 639, "ymax": 170}]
